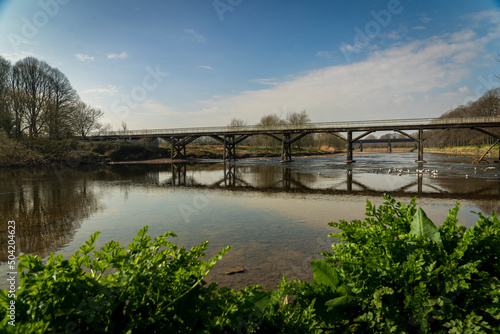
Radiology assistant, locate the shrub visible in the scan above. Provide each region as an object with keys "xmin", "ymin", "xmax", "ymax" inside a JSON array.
[
  {"xmin": 1, "ymin": 196, "xmax": 499, "ymax": 333},
  {"xmin": 288, "ymin": 195, "xmax": 500, "ymax": 333}
]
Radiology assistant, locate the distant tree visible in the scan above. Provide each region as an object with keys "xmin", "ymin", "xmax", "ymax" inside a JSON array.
[
  {"xmin": 257, "ymin": 113, "xmax": 285, "ymax": 147},
  {"xmin": 286, "ymin": 110, "xmax": 310, "ymax": 127},
  {"xmin": 121, "ymin": 121, "xmax": 128, "ymax": 132},
  {"xmin": 286, "ymin": 110, "xmax": 312, "ymax": 148},
  {"xmin": 228, "ymin": 118, "xmax": 247, "ymax": 128},
  {"xmin": 316, "ymin": 132, "xmax": 345, "ymax": 151},
  {"xmin": 71, "ymin": 101, "xmax": 103, "ymax": 139}
]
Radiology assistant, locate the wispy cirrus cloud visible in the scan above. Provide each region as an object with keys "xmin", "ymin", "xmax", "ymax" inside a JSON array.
[
  {"xmin": 198, "ymin": 65, "xmax": 213, "ymax": 70},
  {"xmin": 82, "ymin": 85, "xmax": 119, "ymax": 96},
  {"xmin": 185, "ymin": 29, "xmax": 207, "ymax": 43},
  {"xmin": 316, "ymin": 50, "xmax": 334, "ymax": 58},
  {"xmin": 107, "ymin": 52, "xmax": 128, "ymax": 59},
  {"xmin": 75, "ymin": 53, "xmax": 94, "ymax": 61},
  {"xmin": 251, "ymin": 78, "xmax": 279, "ymax": 86}
]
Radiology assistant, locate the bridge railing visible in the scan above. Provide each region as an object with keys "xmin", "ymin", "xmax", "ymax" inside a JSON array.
[{"xmin": 90, "ymin": 116, "xmax": 500, "ymax": 137}]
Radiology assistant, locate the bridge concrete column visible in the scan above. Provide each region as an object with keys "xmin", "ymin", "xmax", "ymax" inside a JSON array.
[
  {"xmin": 344, "ymin": 131, "xmax": 355, "ymax": 163},
  {"xmin": 416, "ymin": 128, "xmax": 426, "ymax": 163},
  {"xmin": 388, "ymin": 140, "xmax": 392, "ymax": 153}
]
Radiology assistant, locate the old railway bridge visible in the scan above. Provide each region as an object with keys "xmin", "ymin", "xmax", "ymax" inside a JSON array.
[{"xmin": 89, "ymin": 117, "xmax": 500, "ymax": 163}]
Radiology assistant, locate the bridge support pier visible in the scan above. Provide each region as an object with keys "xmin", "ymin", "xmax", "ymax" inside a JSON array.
[
  {"xmin": 281, "ymin": 133, "xmax": 292, "ymax": 162},
  {"xmin": 171, "ymin": 138, "xmax": 186, "ymax": 160},
  {"xmin": 223, "ymin": 135, "xmax": 237, "ymax": 161},
  {"xmin": 416, "ymin": 128, "xmax": 427, "ymax": 163},
  {"xmin": 388, "ymin": 140, "xmax": 392, "ymax": 153},
  {"xmin": 344, "ymin": 131, "xmax": 355, "ymax": 163}
]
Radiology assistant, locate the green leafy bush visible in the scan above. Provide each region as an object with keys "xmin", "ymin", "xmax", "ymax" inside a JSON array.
[
  {"xmin": 289, "ymin": 195, "xmax": 500, "ymax": 333},
  {"xmin": 0, "ymin": 227, "xmax": 318, "ymax": 333},
  {"xmin": 1, "ymin": 196, "xmax": 499, "ymax": 333}
]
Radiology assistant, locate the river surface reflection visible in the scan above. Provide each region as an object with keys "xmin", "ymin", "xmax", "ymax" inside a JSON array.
[{"xmin": 1, "ymin": 153, "xmax": 499, "ymax": 290}]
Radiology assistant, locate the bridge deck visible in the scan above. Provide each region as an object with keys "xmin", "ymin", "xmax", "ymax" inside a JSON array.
[
  {"xmin": 90, "ymin": 116, "xmax": 500, "ymax": 138},
  {"xmin": 88, "ymin": 117, "xmax": 500, "ymax": 163}
]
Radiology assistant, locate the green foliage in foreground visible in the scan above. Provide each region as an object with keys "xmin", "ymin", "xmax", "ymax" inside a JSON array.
[{"xmin": 1, "ymin": 195, "xmax": 500, "ymax": 333}]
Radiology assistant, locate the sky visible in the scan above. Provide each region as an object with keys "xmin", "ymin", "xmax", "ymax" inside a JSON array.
[{"xmin": 1, "ymin": 0, "xmax": 500, "ymax": 130}]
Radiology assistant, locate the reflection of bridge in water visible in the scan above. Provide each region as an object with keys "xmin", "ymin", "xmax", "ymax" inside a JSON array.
[
  {"xmin": 91, "ymin": 117, "xmax": 500, "ymax": 164},
  {"xmin": 154, "ymin": 163, "xmax": 500, "ymax": 201}
]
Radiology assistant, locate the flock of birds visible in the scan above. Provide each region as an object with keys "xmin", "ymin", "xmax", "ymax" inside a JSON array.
[
  {"xmin": 372, "ymin": 167, "xmax": 440, "ymax": 177},
  {"xmin": 370, "ymin": 166, "xmax": 496, "ymax": 178}
]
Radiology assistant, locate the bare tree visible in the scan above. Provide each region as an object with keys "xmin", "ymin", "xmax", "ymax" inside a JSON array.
[
  {"xmin": 13, "ymin": 57, "xmax": 53, "ymax": 139},
  {"xmin": 286, "ymin": 110, "xmax": 311, "ymax": 127},
  {"xmin": 71, "ymin": 101, "xmax": 103, "ymax": 139},
  {"xmin": 286, "ymin": 110, "xmax": 312, "ymax": 148},
  {"xmin": 257, "ymin": 113, "xmax": 285, "ymax": 147},
  {"xmin": 228, "ymin": 118, "xmax": 247, "ymax": 128},
  {"xmin": 44, "ymin": 67, "xmax": 79, "ymax": 139},
  {"xmin": 0, "ymin": 56, "xmax": 12, "ymax": 136}
]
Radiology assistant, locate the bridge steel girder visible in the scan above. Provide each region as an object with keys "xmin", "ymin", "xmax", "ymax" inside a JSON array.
[
  {"xmin": 394, "ymin": 129, "xmax": 419, "ymax": 142},
  {"xmin": 327, "ymin": 131, "xmax": 347, "ymax": 141},
  {"xmin": 472, "ymin": 128, "xmax": 500, "ymax": 163}
]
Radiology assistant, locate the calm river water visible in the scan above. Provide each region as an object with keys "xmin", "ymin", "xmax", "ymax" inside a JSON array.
[{"xmin": 1, "ymin": 153, "xmax": 499, "ymax": 290}]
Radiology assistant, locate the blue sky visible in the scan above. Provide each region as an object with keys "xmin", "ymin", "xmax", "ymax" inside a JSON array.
[{"xmin": 1, "ymin": 0, "xmax": 500, "ymax": 130}]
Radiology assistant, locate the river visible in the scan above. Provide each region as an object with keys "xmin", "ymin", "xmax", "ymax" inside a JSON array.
[{"xmin": 1, "ymin": 153, "xmax": 499, "ymax": 290}]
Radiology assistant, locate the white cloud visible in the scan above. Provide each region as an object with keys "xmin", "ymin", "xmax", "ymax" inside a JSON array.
[
  {"xmin": 419, "ymin": 15, "xmax": 431, "ymax": 24},
  {"xmin": 316, "ymin": 50, "xmax": 333, "ymax": 58},
  {"xmin": 107, "ymin": 52, "xmax": 128, "ymax": 59},
  {"xmin": 82, "ymin": 85, "xmax": 119, "ymax": 96},
  {"xmin": 189, "ymin": 22, "xmax": 497, "ymax": 126},
  {"xmin": 185, "ymin": 28, "xmax": 207, "ymax": 43},
  {"xmin": 251, "ymin": 78, "xmax": 278, "ymax": 86},
  {"xmin": 138, "ymin": 100, "xmax": 180, "ymax": 116},
  {"xmin": 198, "ymin": 65, "xmax": 213, "ymax": 70},
  {"xmin": 0, "ymin": 51, "xmax": 37, "ymax": 62},
  {"xmin": 75, "ymin": 53, "xmax": 94, "ymax": 61}
]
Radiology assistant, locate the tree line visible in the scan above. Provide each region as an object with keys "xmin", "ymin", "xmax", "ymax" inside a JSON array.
[
  {"xmin": 0, "ymin": 56, "xmax": 103, "ymax": 140},
  {"xmin": 228, "ymin": 110, "xmax": 346, "ymax": 150},
  {"xmin": 425, "ymin": 88, "xmax": 500, "ymax": 147}
]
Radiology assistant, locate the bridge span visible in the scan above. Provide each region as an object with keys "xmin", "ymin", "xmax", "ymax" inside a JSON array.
[{"xmin": 89, "ymin": 117, "xmax": 500, "ymax": 163}]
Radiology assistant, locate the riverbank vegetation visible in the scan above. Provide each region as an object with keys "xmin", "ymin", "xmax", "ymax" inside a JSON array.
[{"xmin": 2, "ymin": 196, "xmax": 499, "ymax": 333}]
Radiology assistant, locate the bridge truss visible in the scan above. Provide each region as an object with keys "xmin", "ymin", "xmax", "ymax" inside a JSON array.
[{"xmin": 89, "ymin": 117, "xmax": 500, "ymax": 163}]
